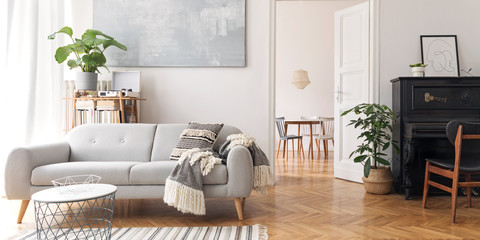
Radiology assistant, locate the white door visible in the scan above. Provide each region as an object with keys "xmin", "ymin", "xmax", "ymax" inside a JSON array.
[{"xmin": 334, "ymin": 2, "xmax": 371, "ymax": 183}]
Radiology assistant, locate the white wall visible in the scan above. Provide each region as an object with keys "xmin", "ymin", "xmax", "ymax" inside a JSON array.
[
  {"xmin": 379, "ymin": 0, "xmax": 480, "ymax": 107},
  {"xmin": 65, "ymin": 0, "xmax": 480, "ymax": 157},
  {"xmin": 68, "ymin": 0, "xmax": 271, "ymax": 152},
  {"xmin": 275, "ymin": 0, "xmax": 363, "ymax": 150}
]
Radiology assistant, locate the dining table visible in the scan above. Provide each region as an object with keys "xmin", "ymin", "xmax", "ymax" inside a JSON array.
[{"xmin": 284, "ymin": 120, "xmax": 321, "ymax": 159}]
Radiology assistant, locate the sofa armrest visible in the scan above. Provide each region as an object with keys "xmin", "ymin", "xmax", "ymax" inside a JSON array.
[
  {"xmin": 225, "ymin": 146, "xmax": 254, "ymax": 197},
  {"xmin": 5, "ymin": 142, "xmax": 70, "ymax": 200}
]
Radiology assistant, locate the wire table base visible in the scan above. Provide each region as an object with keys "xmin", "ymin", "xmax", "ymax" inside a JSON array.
[{"xmin": 33, "ymin": 186, "xmax": 116, "ymax": 240}]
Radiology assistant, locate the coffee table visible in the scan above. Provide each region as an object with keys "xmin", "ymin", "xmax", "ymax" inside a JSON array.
[{"xmin": 31, "ymin": 183, "xmax": 117, "ymax": 240}]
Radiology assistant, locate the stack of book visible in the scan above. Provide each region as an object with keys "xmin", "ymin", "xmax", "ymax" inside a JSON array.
[
  {"xmin": 76, "ymin": 100, "xmax": 95, "ymax": 110},
  {"xmin": 96, "ymin": 100, "xmax": 120, "ymax": 111},
  {"xmin": 75, "ymin": 100, "xmax": 121, "ymax": 125}
]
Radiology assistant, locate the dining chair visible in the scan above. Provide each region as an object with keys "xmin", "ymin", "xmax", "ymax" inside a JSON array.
[
  {"xmin": 314, "ymin": 117, "xmax": 334, "ymax": 158},
  {"xmin": 422, "ymin": 120, "xmax": 480, "ymax": 223},
  {"xmin": 275, "ymin": 117, "xmax": 304, "ymax": 163},
  {"xmin": 300, "ymin": 116, "xmax": 320, "ymax": 157}
]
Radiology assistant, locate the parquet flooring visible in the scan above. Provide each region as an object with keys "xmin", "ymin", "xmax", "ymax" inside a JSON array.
[{"xmin": 3, "ymin": 151, "xmax": 480, "ymax": 239}]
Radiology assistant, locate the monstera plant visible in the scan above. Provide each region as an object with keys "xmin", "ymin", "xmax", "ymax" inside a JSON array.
[
  {"xmin": 341, "ymin": 103, "xmax": 399, "ymax": 194},
  {"xmin": 48, "ymin": 26, "xmax": 127, "ymax": 90}
]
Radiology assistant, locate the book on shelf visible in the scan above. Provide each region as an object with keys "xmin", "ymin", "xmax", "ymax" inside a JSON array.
[
  {"xmin": 75, "ymin": 109, "xmax": 120, "ymax": 125},
  {"xmin": 69, "ymin": 94, "xmax": 144, "ymax": 129},
  {"xmin": 76, "ymin": 100, "xmax": 96, "ymax": 110},
  {"xmin": 97, "ymin": 100, "xmax": 119, "ymax": 107},
  {"xmin": 96, "ymin": 106, "xmax": 120, "ymax": 111},
  {"xmin": 96, "ymin": 100, "xmax": 120, "ymax": 111}
]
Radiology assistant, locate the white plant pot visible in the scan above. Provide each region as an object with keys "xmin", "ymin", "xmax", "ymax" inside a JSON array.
[
  {"xmin": 411, "ymin": 67, "xmax": 425, "ymax": 77},
  {"xmin": 76, "ymin": 72, "xmax": 98, "ymax": 90}
]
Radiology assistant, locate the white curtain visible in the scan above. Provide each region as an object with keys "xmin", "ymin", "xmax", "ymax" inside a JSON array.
[{"xmin": 0, "ymin": 0, "xmax": 66, "ymax": 195}]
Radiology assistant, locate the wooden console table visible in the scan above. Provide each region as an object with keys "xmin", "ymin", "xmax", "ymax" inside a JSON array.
[{"xmin": 64, "ymin": 92, "xmax": 146, "ymax": 130}]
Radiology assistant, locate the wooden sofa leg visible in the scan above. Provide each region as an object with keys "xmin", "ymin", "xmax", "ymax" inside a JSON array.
[
  {"xmin": 234, "ymin": 198, "xmax": 244, "ymax": 220},
  {"xmin": 17, "ymin": 200, "xmax": 30, "ymax": 224}
]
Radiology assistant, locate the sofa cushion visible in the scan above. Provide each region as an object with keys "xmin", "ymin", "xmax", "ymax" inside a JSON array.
[
  {"xmin": 129, "ymin": 161, "xmax": 228, "ymax": 185},
  {"xmin": 31, "ymin": 162, "xmax": 141, "ymax": 185},
  {"xmin": 151, "ymin": 124, "xmax": 188, "ymax": 162},
  {"xmin": 65, "ymin": 124, "xmax": 157, "ymax": 162},
  {"xmin": 151, "ymin": 124, "xmax": 242, "ymax": 161},
  {"xmin": 170, "ymin": 122, "xmax": 224, "ymax": 160}
]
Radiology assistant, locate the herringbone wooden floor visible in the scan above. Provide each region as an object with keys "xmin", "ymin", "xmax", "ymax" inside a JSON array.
[{"xmin": 4, "ymin": 151, "xmax": 480, "ymax": 239}]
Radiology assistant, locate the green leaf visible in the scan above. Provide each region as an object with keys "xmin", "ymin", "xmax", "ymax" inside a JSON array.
[
  {"xmin": 103, "ymin": 39, "xmax": 127, "ymax": 51},
  {"xmin": 82, "ymin": 52, "xmax": 106, "ymax": 67},
  {"xmin": 375, "ymin": 157, "xmax": 390, "ymax": 166},
  {"xmin": 67, "ymin": 59, "xmax": 80, "ymax": 69},
  {"xmin": 392, "ymin": 142, "xmax": 400, "ymax": 153},
  {"xmin": 82, "ymin": 31, "xmax": 105, "ymax": 46},
  {"xmin": 366, "ymin": 105, "xmax": 373, "ymax": 114},
  {"xmin": 354, "ymin": 155, "xmax": 368, "ymax": 163},
  {"xmin": 48, "ymin": 26, "xmax": 73, "ymax": 39},
  {"xmin": 85, "ymin": 29, "xmax": 113, "ymax": 39},
  {"xmin": 54, "ymin": 46, "xmax": 72, "ymax": 63},
  {"xmin": 67, "ymin": 43, "xmax": 85, "ymax": 53},
  {"xmin": 364, "ymin": 159, "xmax": 371, "ymax": 178},
  {"xmin": 58, "ymin": 26, "xmax": 73, "ymax": 37},
  {"xmin": 341, "ymin": 108, "xmax": 353, "ymax": 116},
  {"xmin": 382, "ymin": 142, "xmax": 390, "ymax": 151}
]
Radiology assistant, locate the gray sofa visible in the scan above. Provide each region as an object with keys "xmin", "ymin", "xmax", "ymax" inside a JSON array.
[{"xmin": 5, "ymin": 124, "xmax": 254, "ymax": 223}]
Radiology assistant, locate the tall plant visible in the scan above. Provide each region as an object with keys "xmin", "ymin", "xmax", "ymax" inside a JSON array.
[
  {"xmin": 48, "ymin": 26, "xmax": 127, "ymax": 73},
  {"xmin": 341, "ymin": 103, "xmax": 399, "ymax": 177}
]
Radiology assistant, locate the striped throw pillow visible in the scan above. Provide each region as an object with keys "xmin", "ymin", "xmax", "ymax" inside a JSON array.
[{"xmin": 170, "ymin": 122, "xmax": 224, "ymax": 160}]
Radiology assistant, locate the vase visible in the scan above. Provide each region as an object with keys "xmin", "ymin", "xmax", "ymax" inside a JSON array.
[
  {"xmin": 411, "ymin": 67, "xmax": 425, "ymax": 77},
  {"xmin": 362, "ymin": 167, "xmax": 393, "ymax": 195},
  {"xmin": 76, "ymin": 72, "xmax": 98, "ymax": 90}
]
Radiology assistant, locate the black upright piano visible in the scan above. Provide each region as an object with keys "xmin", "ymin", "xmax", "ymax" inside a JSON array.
[{"xmin": 391, "ymin": 77, "xmax": 480, "ymax": 199}]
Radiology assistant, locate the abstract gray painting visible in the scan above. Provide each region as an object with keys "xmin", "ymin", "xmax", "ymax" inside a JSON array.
[{"xmin": 93, "ymin": 0, "xmax": 245, "ymax": 67}]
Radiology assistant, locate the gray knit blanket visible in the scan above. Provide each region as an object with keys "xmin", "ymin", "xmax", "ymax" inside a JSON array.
[{"xmin": 163, "ymin": 134, "xmax": 273, "ymax": 215}]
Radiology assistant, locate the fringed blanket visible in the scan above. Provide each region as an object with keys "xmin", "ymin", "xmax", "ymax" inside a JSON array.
[
  {"xmin": 163, "ymin": 134, "xmax": 273, "ymax": 215},
  {"xmin": 218, "ymin": 134, "xmax": 274, "ymax": 195},
  {"xmin": 163, "ymin": 148, "xmax": 222, "ymax": 215}
]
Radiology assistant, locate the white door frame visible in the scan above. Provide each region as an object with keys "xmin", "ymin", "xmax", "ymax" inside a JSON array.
[{"xmin": 268, "ymin": 0, "xmax": 380, "ymax": 174}]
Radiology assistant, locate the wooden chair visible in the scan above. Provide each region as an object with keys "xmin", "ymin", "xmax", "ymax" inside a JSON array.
[
  {"xmin": 422, "ymin": 120, "xmax": 480, "ymax": 223},
  {"xmin": 275, "ymin": 117, "xmax": 304, "ymax": 162},
  {"xmin": 314, "ymin": 117, "xmax": 334, "ymax": 158},
  {"xmin": 300, "ymin": 116, "xmax": 320, "ymax": 156}
]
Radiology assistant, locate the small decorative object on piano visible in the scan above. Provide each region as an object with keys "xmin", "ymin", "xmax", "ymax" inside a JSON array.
[
  {"xmin": 341, "ymin": 103, "xmax": 399, "ymax": 195},
  {"xmin": 409, "ymin": 63, "xmax": 427, "ymax": 77}
]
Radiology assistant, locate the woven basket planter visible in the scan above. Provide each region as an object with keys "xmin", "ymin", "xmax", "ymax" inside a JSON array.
[{"xmin": 362, "ymin": 167, "xmax": 393, "ymax": 195}]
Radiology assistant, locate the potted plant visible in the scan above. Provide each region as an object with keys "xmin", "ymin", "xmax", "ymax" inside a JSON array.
[
  {"xmin": 341, "ymin": 103, "xmax": 399, "ymax": 194},
  {"xmin": 409, "ymin": 63, "xmax": 427, "ymax": 77},
  {"xmin": 48, "ymin": 26, "xmax": 127, "ymax": 90}
]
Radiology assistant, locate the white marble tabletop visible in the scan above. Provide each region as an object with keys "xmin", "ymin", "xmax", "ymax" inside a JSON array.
[{"xmin": 31, "ymin": 184, "xmax": 117, "ymax": 202}]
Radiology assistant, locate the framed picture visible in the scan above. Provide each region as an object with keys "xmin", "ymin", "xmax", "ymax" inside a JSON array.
[
  {"xmin": 93, "ymin": 0, "xmax": 246, "ymax": 67},
  {"xmin": 420, "ymin": 35, "xmax": 459, "ymax": 76}
]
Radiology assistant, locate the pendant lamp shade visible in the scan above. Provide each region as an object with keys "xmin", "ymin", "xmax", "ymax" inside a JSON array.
[{"xmin": 291, "ymin": 69, "xmax": 311, "ymax": 89}]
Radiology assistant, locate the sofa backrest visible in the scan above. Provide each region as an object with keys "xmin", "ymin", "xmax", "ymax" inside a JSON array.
[
  {"xmin": 66, "ymin": 124, "xmax": 157, "ymax": 162},
  {"xmin": 150, "ymin": 124, "xmax": 242, "ymax": 161}
]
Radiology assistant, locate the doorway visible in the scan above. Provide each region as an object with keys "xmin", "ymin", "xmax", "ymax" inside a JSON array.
[
  {"xmin": 271, "ymin": 0, "xmax": 378, "ymax": 179},
  {"xmin": 273, "ymin": 0, "xmax": 365, "ymax": 161}
]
